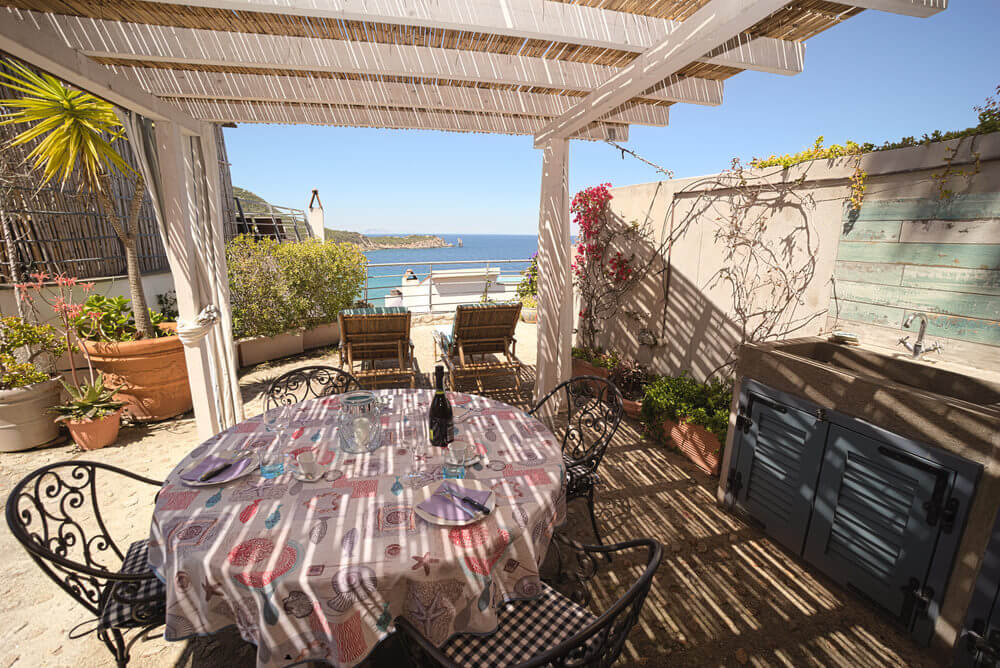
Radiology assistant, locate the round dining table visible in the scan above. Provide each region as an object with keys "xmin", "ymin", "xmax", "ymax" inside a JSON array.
[{"xmin": 148, "ymin": 389, "xmax": 567, "ymax": 667}]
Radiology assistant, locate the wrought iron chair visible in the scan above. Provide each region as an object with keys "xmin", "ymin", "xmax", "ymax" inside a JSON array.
[
  {"xmin": 5, "ymin": 461, "xmax": 166, "ymax": 668},
  {"xmin": 263, "ymin": 364, "xmax": 361, "ymax": 410},
  {"xmin": 529, "ymin": 376, "xmax": 624, "ymax": 550},
  {"xmin": 395, "ymin": 536, "xmax": 662, "ymax": 667}
]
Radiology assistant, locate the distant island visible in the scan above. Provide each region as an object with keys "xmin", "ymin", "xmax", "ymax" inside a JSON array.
[
  {"xmin": 324, "ymin": 229, "xmax": 451, "ymax": 250},
  {"xmin": 232, "ymin": 187, "xmax": 450, "ymax": 250}
]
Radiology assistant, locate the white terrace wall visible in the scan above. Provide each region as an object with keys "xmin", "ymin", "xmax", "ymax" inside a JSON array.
[{"xmin": 592, "ymin": 131, "xmax": 1000, "ymax": 377}]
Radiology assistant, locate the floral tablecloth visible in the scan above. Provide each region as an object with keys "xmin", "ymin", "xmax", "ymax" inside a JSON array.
[{"xmin": 148, "ymin": 389, "xmax": 566, "ymax": 667}]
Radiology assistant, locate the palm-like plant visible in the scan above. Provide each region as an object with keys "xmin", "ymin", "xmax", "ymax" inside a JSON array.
[{"xmin": 0, "ymin": 58, "xmax": 157, "ymax": 338}]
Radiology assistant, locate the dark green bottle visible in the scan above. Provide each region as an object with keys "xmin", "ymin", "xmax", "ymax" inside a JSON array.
[{"xmin": 429, "ymin": 365, "xmax": 453, "ymax": 447}]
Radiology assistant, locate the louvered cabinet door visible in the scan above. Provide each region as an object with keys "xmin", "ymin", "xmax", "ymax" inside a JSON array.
[
  {"xmin": 804, "ymin": 425, "xmax": 947, "ymax": 623},
  {"xmin": 734, "ymin": 397, "xmax": 828, "ymax": 555}
]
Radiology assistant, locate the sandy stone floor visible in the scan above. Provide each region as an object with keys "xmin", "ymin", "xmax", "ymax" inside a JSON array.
[{"xmin": 0, "ymin": 321, "xmax": 936, "ymax": 667}]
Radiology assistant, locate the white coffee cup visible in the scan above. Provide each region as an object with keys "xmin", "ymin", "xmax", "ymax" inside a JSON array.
[{"xmin": 296, "ymin": 450, "xmax": 322, "ymax": 478}]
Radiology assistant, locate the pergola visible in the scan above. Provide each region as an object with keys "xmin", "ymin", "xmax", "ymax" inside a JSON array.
[{"xmin": 0, "ymin": 0, "xmax": 944, "ymax": 438}]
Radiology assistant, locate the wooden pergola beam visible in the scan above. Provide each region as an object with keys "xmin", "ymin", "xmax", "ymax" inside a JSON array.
[
  {"xmin": 0, "ymin": 9, "xmax": 201, "ymax": 133},
  {"xmin": 137, "ymin": 0, "xmax": 806, "ymax": 76},
  {"xmin": 26, "ymin": 12, "xmax": 724, "ymax": 107},
  {"xmin": 109, "ymin": 67, "xmax": 671, "ymax": 127}
]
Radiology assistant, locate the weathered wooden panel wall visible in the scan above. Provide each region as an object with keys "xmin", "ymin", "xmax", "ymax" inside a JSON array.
[{"xmin": 832, "ymin": 193, "xmax": 1000, "ymax": 347}]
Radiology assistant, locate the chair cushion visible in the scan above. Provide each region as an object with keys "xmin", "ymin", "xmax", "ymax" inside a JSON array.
[
  {"xmin": 340, "ymin": 306, "xmax": 407, "ymax": 316},
  {"xmin": 99, "ymin": 540, "xmax": 166, "ymax": 629},
  {"xmin": 434, "ymin": 325, "xmax": 454, "ymax": 352},
  {"xmin": 443, "ymin": 583, "xmax": 596, "ymax": 667},
  {"xmin": 563, "ymin": 455, "xmax": 599, "ymax": 497}
]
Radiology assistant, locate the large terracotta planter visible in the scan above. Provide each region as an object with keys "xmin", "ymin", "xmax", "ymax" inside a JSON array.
[
  {"xmin": 81, "ymin": 324, "xmax": 192, "ymax": 422},
  {"xmin": 622, "ymin": 398, "xmax": 642, "ymax": 420},
  {"xmin": 0, "ymin": 377, "xmax": 62, "ymax": 452},
  {"xmin": 664, "ymin": 418, "xmax": 721, "ymax": 476},
  {"xmin": 238, "ymin": 329, "xmax": 305, "ymax": 367},
  {"xmin": 303, "ymin": 322, "xmax": 340, "ymax": 350},
  {"xmin": 66, "ymin": 410, "xmax": 122, "ymax": 451}
]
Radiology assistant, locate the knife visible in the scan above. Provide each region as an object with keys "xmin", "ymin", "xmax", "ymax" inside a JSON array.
[
  {"xmin": 439, "ymin": 486, "xmax": 491, "ymax": 516},
  {"xmin": 199, "ymin": 460, "xmax": 235, "ymax": 482}
]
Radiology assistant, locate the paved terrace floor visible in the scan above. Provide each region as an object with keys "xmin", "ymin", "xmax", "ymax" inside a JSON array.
[{"xmin": 0, "ymin": 321, "xmax": 936, "ymax": 667}]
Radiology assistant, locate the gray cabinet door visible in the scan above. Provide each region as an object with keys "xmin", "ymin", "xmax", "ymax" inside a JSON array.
[
  {"xmin": 803, "ymin": 424, "xmax": 948, "ymax": 624},
  {"xmin": 734, "ymin": 396, "xmax": 828, "ymax": 555}
]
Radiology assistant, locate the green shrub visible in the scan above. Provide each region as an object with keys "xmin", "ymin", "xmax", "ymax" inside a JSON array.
[
  {"xmin": 571, "ymin": 346, "xmax": 620, "ymax": 371},
  {"xmin": 0, "ymin": 316, "xmax": 66, "ymax": 389},
  {"xmin": 73, "ymin": 295, "xmax": 170, "ymax": 342},
  {"xmin": 226, "ymin": 236, "xmax": 367, "ymax": 340},
  {"xmin": 640, "ymin": 373, "xmax": 733, "ymax": 446},
  {"xmin": 516, "ymin": 253, "xmax": 538, "ymax": 300}
]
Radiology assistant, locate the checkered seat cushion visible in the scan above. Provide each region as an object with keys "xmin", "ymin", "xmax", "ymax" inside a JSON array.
[
  {"xmin": 443, "ymin": 583, "xmax": 596, "ymax": 667},
  {"xmin": 563, "ymin": 454, "xmax": 599, "ymax": 489},
  {"xmin": 99, "ymin": 539, "xmax": 166, "ymax": 629}
]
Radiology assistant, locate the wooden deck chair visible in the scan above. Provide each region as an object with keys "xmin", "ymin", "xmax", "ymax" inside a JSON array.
[
  {"xmin": 338, "ymin": 307, "xmax": 416, "ymax": 388},
  {"xmin": 432, "ymin": 302, "xmax": 523, "ymax": 391}
]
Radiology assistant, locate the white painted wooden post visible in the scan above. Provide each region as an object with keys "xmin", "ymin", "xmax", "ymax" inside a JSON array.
[
  {"xmin": 155, "ymin": 120, "xmax": 223, "ymax": 439},
  {"xmin": 534, "ymin": 138, "xmax": 572, "ymax": 405}
]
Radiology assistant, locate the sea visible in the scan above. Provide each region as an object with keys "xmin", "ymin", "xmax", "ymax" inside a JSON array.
[{"xmin": 362, "ymin": 233, "xmax": 538, "ymax": 306}]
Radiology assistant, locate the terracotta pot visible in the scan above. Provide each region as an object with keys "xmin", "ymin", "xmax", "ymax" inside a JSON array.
[
  {"xmin": 664, "ymin": 418, "xmax": 721, "ymax": 476},
  {"xmin": 622, "ymin": 398, "xmax": 642, "ymax": 420},
  {"xmin": 238, "ymin": 329, "xmax": 305, "ymax": 367},
  {"xmin": 0, "ymin": 377, "xmax": 62, "ymax": 452},
  {"xmin": 66, "ymin": 410, "xmax": 121, "ymax": 451},
  {"xmin": 81, "ymin": 324, "xmax": 192, "ymax": 422},
  {"xmin": 303, "ymin": 322, "xmax": 340, "ymax": 350},
  {"xmin": 520, "ymin": 307, "xmax": 538, "ymax": 323},
  {"xmin": 571, "ymin": 357, "xmax": 609, "ymax": 379}
]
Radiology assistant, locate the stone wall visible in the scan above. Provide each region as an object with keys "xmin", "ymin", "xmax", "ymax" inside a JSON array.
[{"xmin": 595, "ymin": 131, "xmax": 1000, "ymax": 376}]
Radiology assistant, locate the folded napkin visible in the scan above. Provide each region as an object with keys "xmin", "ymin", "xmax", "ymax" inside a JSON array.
[
  {"xmin": 417, "ymin": 483, "xmax": 491, "ymax": 521},
  {"xmin": 180, "ymin": 455, "xmax": 254, "ymax": 483}
]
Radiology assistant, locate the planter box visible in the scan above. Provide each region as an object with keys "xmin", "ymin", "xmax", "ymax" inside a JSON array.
[
  {"xmin": 571, "ymin": 357, "xmax": 609, "ymax": 379},
  {"xmin": 303, "ymin": 322, "xmax": 340, "ymax": 350},
  {"xmin": 622, "ymin": 398, "xmax": 642, "ymax": 420},
  {"xmin": 0, "ymin": 377, "xmax": 62, "ymax": 452},
  {"xmin": 664, "ymin": 418, "xmax": 721, "ymax": 476},
  {"xmin": 238, "ymin": 329, "xmax": 305, "ymax": 367}
]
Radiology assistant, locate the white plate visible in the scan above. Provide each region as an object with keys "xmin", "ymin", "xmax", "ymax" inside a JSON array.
[
  {"xmin": 414, "ymin": 479, "xmax": 496, "ymax": 526},
  {"xmin": 178, "ymin": 452, "xmax": 259, "ymax": 487}
]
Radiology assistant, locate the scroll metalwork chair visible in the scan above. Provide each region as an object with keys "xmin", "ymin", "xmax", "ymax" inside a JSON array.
[
  {"xmin": 263, "ymin": 364, "xmax": 361, "ymax": 410},
  {"xmin": 395, "ymin": 536, "xmax": 662, "ymax": 667},
  {"xmin": 5, "ymin": 461, "xmax": 166, "ymax": 668},
  {"xmin": 529, "ymin": 376, "xmax": 624, "ymax": 550}
]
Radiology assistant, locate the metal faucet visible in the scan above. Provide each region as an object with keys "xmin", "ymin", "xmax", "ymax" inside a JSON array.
[{"xmin": 898, "ymin": 312, "xmax": 943, "ymax": 359}]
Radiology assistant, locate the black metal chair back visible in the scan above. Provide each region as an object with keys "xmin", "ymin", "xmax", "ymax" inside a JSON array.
[
  {"xmin": 5, "ymin": 461, "xmax": 162, "ymax": 619},
  {"xmin": 263, "ymin": 365, "xmax": 361, "ymax": 410},
  {"xmin": 395, "ymin": 536, "xmax": 663, "ymax": 668},
  {"xmin": 529, "ymin": 375, "xmax": 624, "ymax": 473}
]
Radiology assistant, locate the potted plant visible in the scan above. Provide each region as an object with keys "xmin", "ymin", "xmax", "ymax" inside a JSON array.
[
  {"xmin": 571, "ymin": 347, "xmax": 617, "ymax": 379},
  {"xmin": 608, "ymin": 357, "xmax": 648, "ymax": 419},
  {"xmin": 640, "ymin": 374, "xmax": 732, "ymax": 476},
  {"xmin": 52, "ymin": 373, "xmax": 124, "ymax": 450},
  {"xmin": 0, "ymin": 312, "xmax": 66, "ymax": 452},
  {"xmin": 72, "ymin": 294, "xmax": 191, "ymax": 421},
  {"xmin": 516, "ymin": 253, "xmax": 539, "ymax": 322}
]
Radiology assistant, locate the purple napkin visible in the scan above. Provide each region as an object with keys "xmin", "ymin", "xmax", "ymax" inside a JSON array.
[
  {"xmin": 180, "ymin": 455, "xmax": 254, "ymax": 483},
  {"xmin": 418, "ymin": 483, "xmax": 492, "ymax": 521}
]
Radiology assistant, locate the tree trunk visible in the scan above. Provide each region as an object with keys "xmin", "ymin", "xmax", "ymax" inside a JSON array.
[{"xmin": 96, "ymin": 175, "xmax": 157, "ymax": 338}]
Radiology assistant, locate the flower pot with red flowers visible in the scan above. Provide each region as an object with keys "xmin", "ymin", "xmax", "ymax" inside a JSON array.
[
  {"xmin": 52, "ymin": 374, "xmax": 124, "ymax": 450},
  {"xmin": 640, "ymin": 373, "xmax": 732, "ymax": 477}
]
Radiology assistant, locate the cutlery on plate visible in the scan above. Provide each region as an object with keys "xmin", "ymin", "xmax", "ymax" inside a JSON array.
[
  {"xmin": 199, "ymin": 460, "xmax": 235, "ymax": 482},
  {"xmin": 439, "ymin": 487, "xmax": 491, "ymax": 516}
]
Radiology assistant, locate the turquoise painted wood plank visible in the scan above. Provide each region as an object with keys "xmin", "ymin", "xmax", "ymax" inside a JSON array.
[
  {"xmin": 840, "ymin": 220, "xmax": 902, "ymax": 241},
  {"xmin": 900, "ymin": 219, "xmax": 1000, "ymax": 244},
  {"xmin": 836, "ymin": 242, "xmax": 1000, "ymax": 270},
  {"xmin": 902, "ymin": 266, "xmax": 1000, "ymax": 296},
  {"xmin": 833, "ymin": 261, "xmax": 903, "ymax": 286},
  {"xmin": 835, "ymin": 299, "xmax": 1000, "ymax": 345},
  {"xmin": 844, "ymin": 194, "xmax": 1000, "ymax": 222},
  {"xmin": 834, "ymin": 280, "xmax": 1000, "ymax": 321},
  {"xmin": 834, "ymin": 300, "xmax": 903, "ymax": 328}
]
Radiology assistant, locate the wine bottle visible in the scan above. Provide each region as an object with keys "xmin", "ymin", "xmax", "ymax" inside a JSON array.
[{"xmin": 429, "ymin": 365, "xmax": 454, "ymax": 448}]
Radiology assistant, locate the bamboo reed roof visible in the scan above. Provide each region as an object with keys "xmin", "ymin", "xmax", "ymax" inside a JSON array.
[{"xmin": 0, "ymin": 0, "xmax": 906, "ymax": 139}]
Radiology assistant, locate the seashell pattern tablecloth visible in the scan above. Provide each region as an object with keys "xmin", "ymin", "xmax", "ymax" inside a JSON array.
[{"xmin": 148, "ymin": 389, "xmax": 566, "ymax": 667}]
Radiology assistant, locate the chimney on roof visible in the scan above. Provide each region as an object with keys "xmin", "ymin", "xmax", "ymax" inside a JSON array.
[{"xmin": 308, "ymin": 189, "xmax": 324, "ymax": 240}]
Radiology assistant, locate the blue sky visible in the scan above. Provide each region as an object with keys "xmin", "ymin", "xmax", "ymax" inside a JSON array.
[{"xmin": 224, "ymin": 0, "xmax": 998, "ymax": 235}]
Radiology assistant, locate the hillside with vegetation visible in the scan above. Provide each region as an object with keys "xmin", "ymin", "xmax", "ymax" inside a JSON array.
[{"xmin": 234, "ymin": 187, "xmax": 449, "ymax": 249}]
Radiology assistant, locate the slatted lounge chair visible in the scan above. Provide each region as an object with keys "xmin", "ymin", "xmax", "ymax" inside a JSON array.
[
  {"xmin": 338, "ymin": 307, "xmax": 416, "ymax": 388},
  {"xmin": 432, "ymin": 302, "xmax": 523, "ymax": 391}
]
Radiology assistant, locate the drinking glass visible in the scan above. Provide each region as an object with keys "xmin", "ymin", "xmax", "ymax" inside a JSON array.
[
  {"xmin": 260, "ymin": 450, "xmax": 285, "ymax": 479},
  {"xmin": 408, "ymin": 442, "xmax": 429, "ymax": 479},
  {"xmin": 286, "ymin": 449, "xmax": 324, "ymax": 481},
  {"xmin": 443, "ymin": 441, "xmax": 470, "ymax": 479}
]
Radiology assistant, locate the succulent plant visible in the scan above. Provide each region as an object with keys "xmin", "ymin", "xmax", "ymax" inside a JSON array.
[{"xmin": 52, "ymin": 373, "xmax": 124, "ymax": 422}]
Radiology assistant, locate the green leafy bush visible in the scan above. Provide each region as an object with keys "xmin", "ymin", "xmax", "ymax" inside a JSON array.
[
  {"xmin": 640, "ymin": 373, "xmax": 733, "ymax": 446},
  {"xmin": 571, "ymin": 346, "xmax": 620, "ymax": 371},
  {"xmin": 516, "ymin": 253, "xmax": 538, "ymax": 300},
  {"xmin": 73, "ymin": 295, "xmax": 171, "ymax": 342},
  {"xmin": 226, "ymin": 236, "xmax": 367, "ymax": 339},
  {"xmin": 0, "ymin": 316, "xmax": 66, "ymax": 389}
]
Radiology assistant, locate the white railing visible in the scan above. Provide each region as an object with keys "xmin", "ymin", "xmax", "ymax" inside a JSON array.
[{"xmin": 364, "ymin": 258, "xmax": 531, "ymax": 313}]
